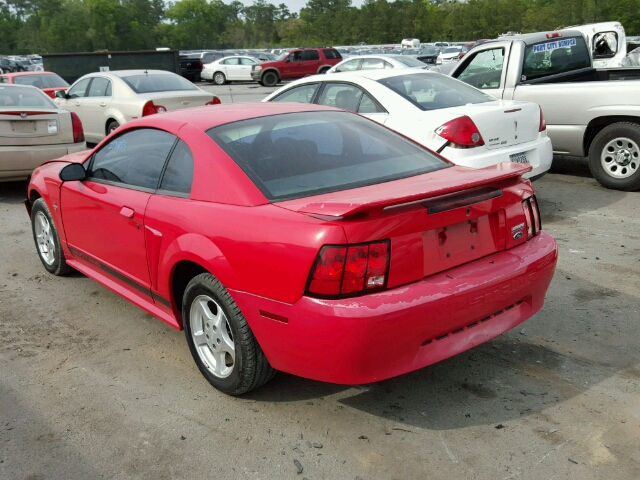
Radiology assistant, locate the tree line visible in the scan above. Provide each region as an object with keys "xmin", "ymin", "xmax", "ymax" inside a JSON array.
[{"xmin": 1, "ymin": 0, "xmax": 639, "ymax": 54}]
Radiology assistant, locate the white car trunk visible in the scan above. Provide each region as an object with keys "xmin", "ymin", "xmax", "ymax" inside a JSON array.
[
  {"xmin": 136, "ymin": 91, "xmax": 215, "ymax": 112},
  {"xmin": 0, "ymin": 109, "xmax": 72, "ymax": 146},
  {"xmin": 437, "ymin": 101, "xmax": 540, "ymax": 150}
]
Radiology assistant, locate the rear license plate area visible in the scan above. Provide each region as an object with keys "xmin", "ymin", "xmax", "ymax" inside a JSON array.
[
  {"xmin": 509, "ymin": 152, "xmax": 529, "ymax": 164},
  {"xmin": 11, "ymin": 121, "xmax": 36, "ymax": 133}
]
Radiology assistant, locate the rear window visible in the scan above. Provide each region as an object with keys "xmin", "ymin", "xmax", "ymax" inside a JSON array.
[
  {"xmin": 377, "ymin": 73, "xmax": 492, "ymax": 111},
  {"xmin": 207, "ymin": 111, "xmax": 449, "ymax": 201},
  {"xmin": 0, "ymin": 85, "xmax": 57, "ymax": 108},
  {"xmin": 13, "ymin": 74, "xmax": 69, "ymax": 88},
  {"xmin": 393, "ymin": 56, "xmax": 427, "ymax": 67},
  {"xmin": 522, "ymin": 36, "xmax": 591, "ymax": 81},
  {"xmin": 322, "ymin": 49, "xmax": 342, "ymax": 60},
  {"xmin": 121, "ymin": 73, "xmax": 198, "ymax": 93}
]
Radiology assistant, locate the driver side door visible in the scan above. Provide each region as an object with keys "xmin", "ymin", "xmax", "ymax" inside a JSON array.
[
  {"xmin": 55, "ymin": 77, "xmax": 91, "ymax": 115},
  {"xmin": 60, "ymin": 128, "xmax": 177, "ymax": 298}
]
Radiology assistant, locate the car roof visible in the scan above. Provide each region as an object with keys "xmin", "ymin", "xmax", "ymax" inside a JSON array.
[
  {"xmin": 489, "ymin": 30, "xmax": 585, "ymax": 46},
  {"xmin": 86, "ymin": 70, "xmax": 179, "ymax": 78},
  {"xmin": 127, "ymin": 102, "xmax": 341, "ymax": 132}
]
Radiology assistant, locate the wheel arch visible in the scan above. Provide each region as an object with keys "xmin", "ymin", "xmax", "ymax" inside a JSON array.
[
  {"xmin": 317, "ymin": 65, "xmax": 330, "ymax": 74},
  {"xmin": 104, "ymin": 117, "xmax": 121, "ymax": 136},
  {"xmin": 583, "ymin": 116, "xmax": 640, "ymax": 156},
  {"xmin": 261, "ymin": 68, "xmax": 280, "ymax": 81}
]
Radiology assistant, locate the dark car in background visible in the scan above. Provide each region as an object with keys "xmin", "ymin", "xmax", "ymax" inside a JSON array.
[{"xmin": 180, "ymin": 51, "xmax": 226, "ymax": 82}]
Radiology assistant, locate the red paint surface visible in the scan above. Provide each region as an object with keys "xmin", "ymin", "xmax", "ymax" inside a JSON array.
[{"xmin": 27, "ymin": 103, "xmax": 558, "ymax": 384}]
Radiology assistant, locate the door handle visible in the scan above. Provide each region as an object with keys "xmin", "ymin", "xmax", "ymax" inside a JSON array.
[
  {"xmin": 100, "ymin": 102, "xmax": 107, "ymax": 107},
  {"xmin": 119, "ymin": 206, "xmax": 134, "ymax": 218},
  {"xmin": 75, "ymin": 102, "xmax": 81, "ymax": 107}
]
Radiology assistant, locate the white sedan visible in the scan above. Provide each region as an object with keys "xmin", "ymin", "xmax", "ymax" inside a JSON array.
[
  {"xmin": 263, "ymin": 70, "xmax": 552, "ymax": 179},
  {"xmin": 201, "ymin": 56, "xmax": 260, "ymax": 85},
  {"xmin": 54, "ymin": 70, "xmax": 220, "ymax": 143},
  {"xmin": 327, "ymin": 54, "xmax": 433, "ymax": 73}
]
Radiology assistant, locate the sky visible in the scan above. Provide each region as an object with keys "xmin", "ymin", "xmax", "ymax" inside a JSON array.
[{"xmin": 225, "ymin": 0, "xmax": 367, "ymax": 15}]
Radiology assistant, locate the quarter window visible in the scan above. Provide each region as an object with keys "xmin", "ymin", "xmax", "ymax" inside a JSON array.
[
  {"xmin": 358, "ymin": 94, "xmax": 384, "ymax": 114},
  {"xmin": 67, "ymin": 78, "xmax": 91, "ymax": 98},
  {"xmin": 159, "ymin": 140, "xmax": 194, "ymax": 195},
  {"xmin": 88, "ymin": 129, "xmax": 176, "ymax": 190},
  {"xmin": 271, "ymin": 84, "xmax": 319, "ymax": 104}
]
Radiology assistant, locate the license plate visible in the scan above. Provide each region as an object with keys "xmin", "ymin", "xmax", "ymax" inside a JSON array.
[
  {"xmin": 11, "ymin": 121, "xmax": 36, "ymax": 133},
  {"xmin": 509, "ymin": 152, "xmax": 529, "ymax": 164}
]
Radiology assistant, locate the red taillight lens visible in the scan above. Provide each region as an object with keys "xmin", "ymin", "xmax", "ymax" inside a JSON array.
[
  {"xmin": 539, "ymin": 107, "xmax": 546, "ymax": 132},
  {"xmin": 306, "ymin": 240, "xmax": 390, "ymax": 298},
  {"xmin": 142, "ymin": 100, "xmax": 166, "ymax": 116},
  {"xmin": 206, "ymin": 96, "xmax": 221, "ymax": 105},
  {"xmin": 70, "ymin": 112, "xmax": 84, "ymax": 143},
  {"xmin": 199, "ymin": 60, "xmax": 204, "ymax": 70},
  {"xmin": 522, "ymin": 195, "xmax": 541, "ymax": 239},
  {"xmin": 546, "ymin": 32, "xmax": 562, "ymax": 39},
  {"xmin": 435, "ymin": 115, "xmax": 485, "ymax": 148}
]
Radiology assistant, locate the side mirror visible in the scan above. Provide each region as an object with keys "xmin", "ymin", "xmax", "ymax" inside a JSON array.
[
  {"xmin": 59, "ymin": 163, "xmax": 86, "ymax": 182},
  {"xmin": 55, "ymin": 90, "xmax": 68, "ymax": 99},
  {"xmin": 285, "ymin": 57, "xmax": 290, "ymax": 63}
]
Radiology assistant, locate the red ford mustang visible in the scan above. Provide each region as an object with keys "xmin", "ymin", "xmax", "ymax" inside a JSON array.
[{"xmin": 26, "ymin": 103, "xmax": 557, "ymax": 395}]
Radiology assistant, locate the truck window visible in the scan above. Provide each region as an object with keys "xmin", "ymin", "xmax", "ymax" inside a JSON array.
[
  {"xmin": 456, "ymin": 48, "xmax": 505, "ymax": 90},
  {"xmin": 522, "ymin": 36, "xmax": 591, "ymax": 81},
  {"xmin": 593, "ymin": 32, "xmax": 618, "ymax": 59}
]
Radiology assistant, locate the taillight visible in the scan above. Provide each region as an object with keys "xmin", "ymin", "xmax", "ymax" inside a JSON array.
[
  {"xmin": 435, "ymin": 116, "xmax": 485, "ymax": 148},
  {"xmin": 205, "ymin": 96, "xmax": 221, "ymax": 105},
  {"xmin": 142, "ymin": 101, "xmax": 166, "ymax": 117},
  {"xmin": 70, "ymin": 112, "xmax": 84, "ymax": 143},
  {"xmin": 522, "ymin": 195, "xmax": 541, "ymax": 239},
  {"xmin": 199, "ymin": 60, "xmax": 204, "ymax": 70},
  {"xmin": 546, "ymin": 32, "xmax": 562, "ymax": 39},
  {"xmin": 306, "ymin": 240, "xmax": 390, "ymax": 298},
  {"xmin": 539, "ymin": 107, "xmax": 546, "ymax": 132}
]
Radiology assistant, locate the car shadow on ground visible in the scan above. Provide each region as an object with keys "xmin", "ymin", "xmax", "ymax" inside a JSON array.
[{"xmin": 549, "ymin": 155, "xmax": 592, "ymax": 178}]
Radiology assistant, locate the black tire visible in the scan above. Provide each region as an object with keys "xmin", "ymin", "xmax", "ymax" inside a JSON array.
[
  {"xmin": 588, "ymin": 122, "xmax": 640, "ymax": 191},
  {"xmin": 30, "ymin": 198, "xmax": 73, "ymax": 276},
  {"xmin": 107, "ymin": 120, "xmax": 119, "ymax": 136},
  {"xmin": 318, "ymin": 67, "xmax": 329, "ymax": 74},
  {"xmin": 213, "ymin": 72, "xmax": 226, "ymax": 85},
  {"xmin": 182, "ymin": 273, "xmax": 276, "ymax": 395},
  {"xmin": 262, "ymin": 71, "xmax": 278, "ymax": 87}
]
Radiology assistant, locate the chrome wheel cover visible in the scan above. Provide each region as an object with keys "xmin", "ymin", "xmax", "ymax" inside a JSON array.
[
  {"xmin": 601, "ymin": 137, "xmax": 639, "ymax": 179},
  {"xmin": 190, "ymin": 295, "xmax": 235, "ymax": 378},
  {"xmin": 34, "ymin": 211, "xmax": 55, "ymax": 265},
  {"xmin": 214, "ymin": 73, "xmax": 224, "ymax": 85}
]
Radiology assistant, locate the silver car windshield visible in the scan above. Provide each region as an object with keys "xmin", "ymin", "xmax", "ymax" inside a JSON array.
[{"xmin": 121, "ymin": 74, "xmax": 198, "ymax": 94}]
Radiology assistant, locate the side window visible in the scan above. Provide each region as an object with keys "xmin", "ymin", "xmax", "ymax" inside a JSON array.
[
  {"xmin": 289, "ymin": 52, "xmax": 302, "ymax": 62},
  {"xmin": 302, "ymin": 50, "xmax": 320, "ymax": 61},
  {"xmin": 318, "ymin": 83, "xmax": 364, "ymax": 112},
  {"xmin": 88, "ymin": 129, "xmax": 176, "ymax": 190},
  {"xmin": 240, "ymin": 57, "xmax": 256, "ymax": 65},
  {"xmin": 335, "ymin": 59, "xmax": 360, "ymax": 72},
  {"xmin": 358, "ymin": 94, "xmax": 384, "ymax": 114},
  {"xmin": 0, "ymin": 76, "xmax": 8, "ymax": 84},
  {"xmin": 226, "ymin": 57, "xmax": 240, "ymax": 65},
  {"xmin": 456, "ymin": 48, "xmax": 505, "ymax": 89},
  {"xmin": 67, "ymin": 78, "xmax": 92, "ymax": 98},
  {"xmin": 87, "ymin": 77, "xmax": 111, "ymax": 97},
  {"xmin": 271, "ymin": 84, "xmax": 319, "ymax": 104},
  {"xmin": 361, "ymin": 58, "xmax": 386, "ymax": 70},
  {"xmin": 593, "ymin": 32, "xmax": 618, "ymax": 59},
  {"xmin": 159, "ymin": 140, "xmax": 194, "ymax": 195}
]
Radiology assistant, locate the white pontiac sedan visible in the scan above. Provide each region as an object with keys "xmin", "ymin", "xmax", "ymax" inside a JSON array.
[
  {"xmin": 54, "ymin": 70, "xmax": 221, "ymax": 143},
  {"xmin": 327, "ymin": 54, "xmax": 433, "ymax": 73},
  {"xmin": 263, "ymin": 70, "xmax": 553, "ymax": 179},
  {"xmin": 201, "ymin": 56, "xmax": 261, "ymax": 85}
]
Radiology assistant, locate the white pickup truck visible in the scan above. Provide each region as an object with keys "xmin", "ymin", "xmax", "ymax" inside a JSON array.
[{"xmin": 449, "ymin": 28, "xmax": 640, "ymax": 191}]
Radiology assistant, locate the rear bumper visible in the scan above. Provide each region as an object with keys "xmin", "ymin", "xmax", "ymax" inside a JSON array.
[
  {"xmin": 0, "ymin": 142, "xmax": 86, "ymax": 182},
  {"xmin": 230, "ymin": 232, "xmax": 558, "ymax": 385},
  {"xmin": 443, "ymin": 135, "xmax": 553, "ymax": 179}
]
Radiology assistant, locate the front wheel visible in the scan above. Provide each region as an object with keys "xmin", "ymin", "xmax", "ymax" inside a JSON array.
[
  {"xmin": 31, "ymin": 198, "xmax": 73, "ymax": 276},
  {"xmin": 588, "ymin": 122, "xmax": 640, "ymax": 191},
  {"xmin": 262, "ymin": 71, "xmax": 278, "ymax": 87},
  {"xmin": 183, "ymin": 273, "xmax": 276, "ymax": 395},
  {"xmin": 213, "ymin": 72, "xmax": 226, "ymax": 85}
]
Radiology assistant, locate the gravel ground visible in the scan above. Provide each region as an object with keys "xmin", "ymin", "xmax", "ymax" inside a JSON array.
[{"xmin": 0, "ymin": 89, "xmax": 639, "ymax": 479}]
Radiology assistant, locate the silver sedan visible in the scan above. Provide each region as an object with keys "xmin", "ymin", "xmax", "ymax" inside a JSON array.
[{"xmin": 54, "ymin": 70, "xmax": 220, "ymax": 143}]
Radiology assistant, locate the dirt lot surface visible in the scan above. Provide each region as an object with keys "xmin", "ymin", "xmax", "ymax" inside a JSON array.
[{"xmin": 1, "ymin": 153, "xmax": 639, "ymax": 479}]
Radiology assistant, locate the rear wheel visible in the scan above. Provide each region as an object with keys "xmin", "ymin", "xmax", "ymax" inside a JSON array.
[
  {"xmin": 31, "ymin": 198, "xmax": 72, "ymax": 276},
  {"xmin": 318, "ymin": 67, "xmax": 329, "ymax": 74},
  {"xmin": 213, "ymin": 72, "xmax": 226, "ymax": 85},
  {"xmin": 107, "ymin": 120, "xmax": 119, "ymax": 135},
  {"xmin": 588, "ymin": 122, "xmax": 640, "ymax": 191},
  {"xmin": 183, "ymin": 273, "xmax": 276, "ymax": 395},
  {"xmin": 262, "ymin": 71, "xmax": 278, "ymax": 87}
]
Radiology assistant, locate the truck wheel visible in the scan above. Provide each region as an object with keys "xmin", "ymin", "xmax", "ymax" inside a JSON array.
[
  {"xmin": 588, "ymin": 122, "xmax": 640, "ymax": 191},
  {"xmin": 213, "ymin": 72, "xmax": 226, "ymax": 85},
  {"xmin": 262, "ymin": 71, "xmax": 278, "ymax": 87}
]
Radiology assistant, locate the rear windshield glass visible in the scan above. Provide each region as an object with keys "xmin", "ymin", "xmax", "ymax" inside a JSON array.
[
  {"xmin": 13, "ymin": 74, "xmax": 69, "ymax": 88},
  {"xmin": 377, "ymin": 73, "xmax": 492, "ymax": 111},
  {"xmin": 207, "ymin": 111, "xmax": 449, "ymax": 201},
  {"xmin": 121, "ymin": 74, "xmax": 198, "ymax": 93},
  {"xmin": 393, "ymin": 56, "xmax": 427, "ymax": 67},
  {"xmin": 0, "ymin": 85, "xmax": 57, "ymax": 108},
  {"xmin": 522, "ymin": 36, "xmax": 591, "ymax": 81}
]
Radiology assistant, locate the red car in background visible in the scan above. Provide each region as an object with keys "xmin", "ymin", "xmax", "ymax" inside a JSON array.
[
  {"xmin": 250, "ymin": 47, "xmax": 343, "ymax": 87},
  {"xmin": 25, "ymin": 103, "xmax": 557, "ymax": 395},
  {"xmin": 1, "ymin": 71, "xmax": 70, "ymax": 98}
]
